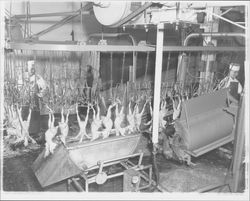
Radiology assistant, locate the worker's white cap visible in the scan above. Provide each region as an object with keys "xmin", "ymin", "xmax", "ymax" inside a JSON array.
[
  {"xmin": 27, "ymin": 60, "xmax": 35, "ymax": 72},
  {"xmin": 229, "ymin": 63, "xmax": 240, "ymax": 71}
]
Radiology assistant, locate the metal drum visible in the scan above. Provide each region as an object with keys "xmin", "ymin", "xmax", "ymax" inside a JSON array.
[
  {"xmin": 93, "ymin": 2, "xmax": 144, "ymax": 27},
  {"xmin": 175, "ymin": 88, "xmax": 235, "ymax": 157}
]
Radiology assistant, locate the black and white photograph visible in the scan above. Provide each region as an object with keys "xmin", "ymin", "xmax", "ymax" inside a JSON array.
[{"xmin": 0, "ymin": 1, "xmax": 249, "ymax": 200}]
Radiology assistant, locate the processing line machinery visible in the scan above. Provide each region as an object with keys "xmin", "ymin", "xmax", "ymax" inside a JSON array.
[
  {"xmin": 32, "ymin": 134, "xmax": 153, "ymax": 192},
  {"xmin": 31, "ymin": 88, "xmax": 237, "ymax": 191},
  {"xmin": 162, "ymin": 88, "xmax": 236, "ymax": 165},
  {"xmin": 176, "ymin": 88, "xmax": 235, "ymax": 157}
]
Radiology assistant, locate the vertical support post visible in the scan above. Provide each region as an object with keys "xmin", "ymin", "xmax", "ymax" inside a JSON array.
[
  {"xmin": 132, "ymin": 52, "xmax": 137, "ymax": 82},
  {"xmin": 152, "ymin": 23, "xmax": 164, "ymax": 144},
  {"xmin": 0, "ymin": 2, "xmax": 5, "ymax": 164},
  {"xmin": 85, "ymin": 180, "xmax": 89, "ymax": 192},
  {"xmin": 177, "ymin": 53, "xmax": 188, "ymax": 84},
  {"xmin": 129, "ymin": 65, "xmax": 133, "ymax": 83},
  {"xmin": 199, "ymin": 7, "xmax": 220, "ymax": 92},
  {"xmin": 232, "ymin": 95, "xmax": 245, "ymax": 192},
  {"xmin": 66, "ymin": 179, "xmax": 71, "ymax": 191},
  {"xmin": 110, "ymin": 52, "xmax": 113, "ymax": 88}
]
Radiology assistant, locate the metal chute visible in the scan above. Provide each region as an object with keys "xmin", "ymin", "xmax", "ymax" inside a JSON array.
[{"xmin": 32, "ymin": 134, "xmax": 141, "ymax": 188}]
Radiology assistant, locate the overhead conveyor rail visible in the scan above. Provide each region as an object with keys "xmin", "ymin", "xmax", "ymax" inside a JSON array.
[{"xmin": 7, "ymin": 43, "xmax": 245, "ymax": 52}]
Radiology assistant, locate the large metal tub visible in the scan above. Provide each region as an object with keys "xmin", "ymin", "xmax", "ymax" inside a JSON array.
[
  {"xmin": 175, "ymin": 88, "xmax": 235, "ymax": 157},
  {"xmin": 32, "ymin": 134, "xmax": 141, "ymax": 188}
]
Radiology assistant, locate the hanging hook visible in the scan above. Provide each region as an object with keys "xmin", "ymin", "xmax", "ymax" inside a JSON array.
[
  {"xmin": 143, "ymin": 51, "xmax": 150, "ymax": 83},
  {"xmin": 121, "ymin": 52, "xmax": 126, "ymax": 84}
]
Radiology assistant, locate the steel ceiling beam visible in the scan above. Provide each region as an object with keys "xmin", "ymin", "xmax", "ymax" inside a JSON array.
[
  {"xmin": 30, "ymin": 14, "xmax": 79, "ymax": 38},
  {"xmin": 209, "ymin": 11, "xmax": 246, "ymax": 30},
  {"xmin": 28, "ymin": 2, "xmax": 93, "ymax": 39}
]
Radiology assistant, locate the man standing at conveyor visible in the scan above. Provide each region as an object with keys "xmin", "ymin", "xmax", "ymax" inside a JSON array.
[
  {"xmin": 27, "ymin": 60, "xmax": 47, "ymax": 134},
  {"xmin": 27, "ymin": 60, "xmax": 47, "ymax": 101}
]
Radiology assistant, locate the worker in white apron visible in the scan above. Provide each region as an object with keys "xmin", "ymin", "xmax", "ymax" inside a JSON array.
[
  {"xmin": 218, "ymin": 63, "xmax": 243, "ymax": 105},
  {"xmin": 27, "ymin": 60, "xmax": 47, "ymax": 99},
  {"xmin": 27, "ymin": 60, "xmax": 47, "ymax": 134}
]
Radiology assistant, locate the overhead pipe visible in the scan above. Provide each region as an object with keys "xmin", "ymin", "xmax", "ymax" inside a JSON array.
[
  {"xmin": 184, "ymin": 32, "xmax": 245, "ymax": 46},
  {"xmin": 87, "ymin": 33, "xmax": 137, "ymax": 46},
  {"xmin": 12, "ymin": 11, "xmax": 90, "ymax": 19},
  {"xmin": 179, "ymin": 32, "xmax": 245, "ymax": 86}
]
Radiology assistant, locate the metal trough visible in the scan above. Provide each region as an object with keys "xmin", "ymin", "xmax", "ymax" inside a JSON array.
[
  {"xmin": 32, "ymin": 134, "xmax": 141, "ymax": 188},
  {"xmin": 175, "ymin": 88, "xmax": 235, "ymax": 157}
]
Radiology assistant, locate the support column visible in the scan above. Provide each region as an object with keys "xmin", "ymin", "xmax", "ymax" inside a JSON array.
[
  {"xmin": 199, "ymin": 7, "xmax": 220, "ymax": 92},
  {"xmin": 132, "ymin": 52, "xmax": 137, "ymax": 82},
  {"xmin": 0, "ymin": 2, "xmax": 5, "ymax": 146},
  {"xmin": 232, "ymin": 94, "xmax": 245, "ymax": 192},
  {"xmin": 152, "ymin": 23, "xmax": 164, "ymax": 145}
]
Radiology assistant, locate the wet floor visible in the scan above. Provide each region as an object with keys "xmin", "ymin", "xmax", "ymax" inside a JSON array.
[{"xmin": 3, "ymin": 141, "xmax": 244, "ymax": 193}]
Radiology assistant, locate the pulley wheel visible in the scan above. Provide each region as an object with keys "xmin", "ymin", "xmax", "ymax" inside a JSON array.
[{"xmin": 95, "ymin": 172, "xmax": 108, "ymax": 185}]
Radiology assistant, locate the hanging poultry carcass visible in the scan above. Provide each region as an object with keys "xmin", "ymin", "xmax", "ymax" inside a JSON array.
[
  {"xmin": 134, "ymin": 99, "xmax": 148, "ymax": 132},
  {"xmin": 90, "ymin": 102, "xmax": 103, "ymax": 141},
  {"xmin": 58, "ymin": 107, "xmax": 71, "ymax": 145},
  {"xmin": 44, "ymin": 108, "xmax": 59, "ymax": 158},
  {"xmin": 114, "ymin": 99, "xmax": 127, "ymax": 136},
  {"xmin": 5, "ymin": 104, "xmax": 22, "ymax": 140},
  {"xmin": 126, "ymin": 100, "xmax": 137, "ymax": 134},
  {"xmin": 143, "ymin": 99, "xmax": 154, "ymax": 133},
  {"xmin": 101, "ymin": 102, "xmax": 116, "ymax": 139},
  {"xmin": 158, "ymin": 99, "xmax": 170, "ymax": 131},
  {"xmin": 143, "ymin": 96, "xmax": 171, "ymax": 134},
  {"xmin": 72, "ymin": 103, "xmax": 91, "ymax": 142},
  {"xmin": 4, "ymin": 104, "xmax": 28, "ymax": 149},
  {"xmin": 16, "ymin": 106, "xmax": 36, "ymax": 146},
  {"xmin": 171, "ymin": 94, "xmax": 182, "ymax": 121}
]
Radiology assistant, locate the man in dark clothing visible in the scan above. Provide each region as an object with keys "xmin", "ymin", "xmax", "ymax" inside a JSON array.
[
  {"xmin": 86, "ymin": 65, "xmax": 94, "ymax": 88},
  {"xmin": 85, "ymin": 65, "xmax": 94, "ymax": 101}
]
